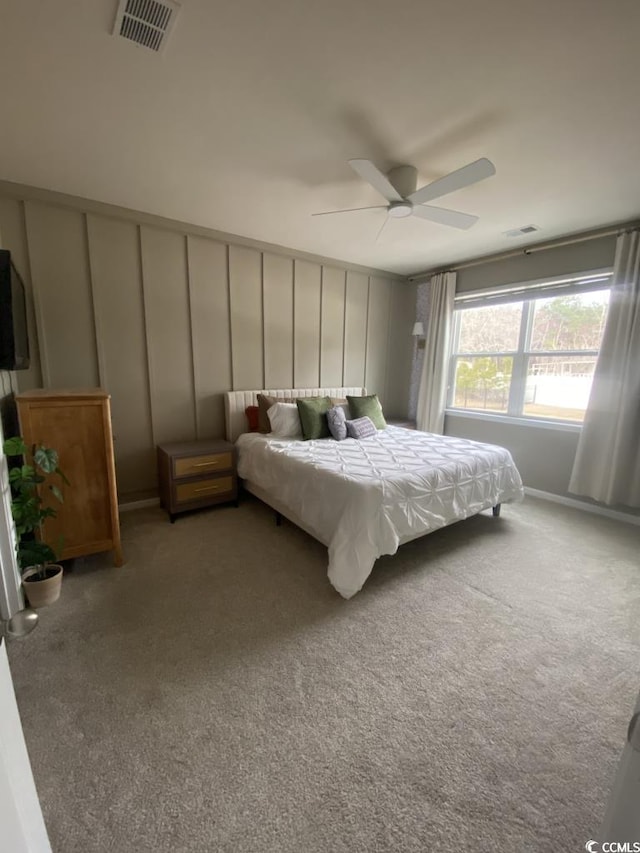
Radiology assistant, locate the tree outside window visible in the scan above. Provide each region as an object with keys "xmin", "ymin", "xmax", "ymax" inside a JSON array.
[{"xmin": 449, "ymin": 289, "xmax": 610, "ymax": 422}]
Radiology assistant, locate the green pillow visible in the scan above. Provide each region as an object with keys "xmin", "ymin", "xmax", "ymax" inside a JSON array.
[
  {"xmin": 347, "ymin": 394, "xmax": 387, "ymax": 430},
  {"xmin": 296, "ymin": 396, "xmax": 332, "ymax": 440}
]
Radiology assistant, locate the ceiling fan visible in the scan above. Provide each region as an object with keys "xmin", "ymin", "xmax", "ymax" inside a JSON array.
[{"xmin": 313, "ymin": 157, "xmax": 496, "ymax": 237}]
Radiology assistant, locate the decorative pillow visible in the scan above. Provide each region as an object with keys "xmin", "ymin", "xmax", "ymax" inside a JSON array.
[
  {"xmin": 347, "ymin": 394, "xmax": 387, "ymax": 430},
  {"xmin": 326, "ymin": 405, "xmax": 347, "ymax": 441},
  {"xmin": 346, "ymin": 416, "xmax": 377, "ymax": 439},
  {"xmin": 257, "ymin": 394, "xmax": 291, "ymax": 433},
  {"xmin": 296, "ymin": 396, "xmax": 332, "ymax": 440},
  {"xmin": 267, "ymin": 402, "xmax": 303, "ymax": 439},
  {"xmin": 245, "ymin": 405, "xmax": 260, "ymax": 432}
]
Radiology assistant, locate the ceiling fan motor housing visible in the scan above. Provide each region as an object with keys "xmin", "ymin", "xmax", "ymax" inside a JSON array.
[{"xmin": 388, "ymin": 202, "xmax": 413, "ymax": 218}]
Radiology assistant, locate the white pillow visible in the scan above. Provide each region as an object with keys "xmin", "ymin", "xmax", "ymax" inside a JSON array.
[{"xmin": 267, "ymin": 402, "xmax": 303, "ymax": 438}]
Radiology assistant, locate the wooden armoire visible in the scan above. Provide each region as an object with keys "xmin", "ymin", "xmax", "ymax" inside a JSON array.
[{"xmin": 15, "ymin": 389, "xmax": 123, "ymax": 567}]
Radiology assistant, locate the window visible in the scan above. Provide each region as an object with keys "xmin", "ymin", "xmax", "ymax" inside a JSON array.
[{"xmin": 448, "ymin": 275, "xmax": 611, "ymax": 423}]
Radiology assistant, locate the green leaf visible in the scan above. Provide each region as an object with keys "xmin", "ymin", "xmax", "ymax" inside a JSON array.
[
  {"xmin": 34, "ymin": 446, "xmax": 58, "ymax": 474},
  {"xmin": 8, "ymin": 467, "xmax": 23, "ymax": 483},
  {"xmin": 49, "ymin": 484, "xmax": 64, "ymax": 503},
  {"xmin": 3, "ymin": 436, "xmax": 27, "ymax": 457},
  {"xmin": 18, "ymin": 541, "xmax": 56, "ymax": 571},
  {"xmin": 15, "ymin": 481, "xmax": 38, "ymax": 497}
]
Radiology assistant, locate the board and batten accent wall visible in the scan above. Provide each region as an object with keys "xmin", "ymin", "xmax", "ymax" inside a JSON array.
[{"xmin": 0, "ymin": 193, "xmax": 415, "ymax": 501}]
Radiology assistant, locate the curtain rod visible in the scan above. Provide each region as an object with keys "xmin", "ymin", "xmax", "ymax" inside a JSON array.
[{"xmin": 407, "ymin": 219, "xmax": 640, "ymax": 282}]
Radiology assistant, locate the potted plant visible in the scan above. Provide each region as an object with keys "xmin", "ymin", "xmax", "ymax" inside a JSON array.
[{"xmin": 3, "ymin": 436, "xmax": 69, "ymax": 608}]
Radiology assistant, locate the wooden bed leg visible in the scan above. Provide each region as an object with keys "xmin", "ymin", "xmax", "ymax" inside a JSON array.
[
  {"xmin": 275, "ymin": 511, "xmax": 282, "ymax": 527},
  {"xmin": 492, "ymin": 504, "xmax": 501, "ymax": 517}
]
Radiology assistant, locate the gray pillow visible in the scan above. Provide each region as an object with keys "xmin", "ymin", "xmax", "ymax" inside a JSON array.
[
  {"xmin": 326, "ymin": 405, "xmax": 347, "ymax": 441},
  {"xmin": 346, "ymin": 416, "xmax": 377, "ymax": 439}
]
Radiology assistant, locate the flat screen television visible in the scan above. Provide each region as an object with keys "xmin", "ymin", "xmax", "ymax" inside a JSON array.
[{"xmin": 0, "ymin": 249, "xmax": 30, "ymax": 371}]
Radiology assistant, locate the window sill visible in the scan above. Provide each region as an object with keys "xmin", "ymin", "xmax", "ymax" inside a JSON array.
[{"xmin": 444, "ymin": 408, "xmax": 583, "ymax": 433}]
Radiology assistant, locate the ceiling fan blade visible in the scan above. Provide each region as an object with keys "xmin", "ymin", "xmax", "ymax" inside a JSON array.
[
  {"xmin": 412, "ymin": 205, "xmax": 479, "ymax": 230},
  {"xmin": 374, "ymin": 216, "xmax": 390, "ymax": 243},
  {"xmin": 312, "ymin": 205, "xmax": 387, "ymax": 217},
  {"xmin": 407, "ymin": 158, "xmax": 496, "ymax": 205},
  {"xmin": 348, "ymin": 159, "xmax": 403, "ymax": 203}
]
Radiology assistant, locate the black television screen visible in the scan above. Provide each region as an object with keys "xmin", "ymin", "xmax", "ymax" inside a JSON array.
[{"xmin": 0, "ymin": 249, "xmax": 30, "ymax": 371}]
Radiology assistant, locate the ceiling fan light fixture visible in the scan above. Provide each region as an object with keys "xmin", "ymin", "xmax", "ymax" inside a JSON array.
[{"xmin": 388, "ymin": 202, "xmax": 413, "ymax": 219}]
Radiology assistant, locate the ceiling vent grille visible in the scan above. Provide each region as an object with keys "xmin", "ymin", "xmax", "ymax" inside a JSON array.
[
  {"xmin": 503, "ymin": 224, "xmax": 541, "ymax": 238},
  {"xmin": 113, "ymin": 0, "xmax": 181, "ymax": 54}
]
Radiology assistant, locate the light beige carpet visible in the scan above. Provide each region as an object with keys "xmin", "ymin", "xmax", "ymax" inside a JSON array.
[{"xmin": 7, "ymin": 495, "xmax": 640, "ymax": 853}]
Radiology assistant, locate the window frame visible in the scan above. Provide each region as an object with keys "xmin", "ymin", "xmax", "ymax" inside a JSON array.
[{"xmin": 446, "ymin": 270, "xmax": 612, "ymax": 426}]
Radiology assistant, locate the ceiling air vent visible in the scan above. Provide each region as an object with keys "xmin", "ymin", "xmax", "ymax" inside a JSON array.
[
  {"xmin": 503, "ymin": 224, "xmax": 541, "ymax": 238},
  {"xmin": 113, "ymin": 0, "xmax": 181, "ymax": 54}
]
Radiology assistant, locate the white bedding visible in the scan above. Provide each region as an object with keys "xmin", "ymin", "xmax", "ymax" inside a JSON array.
[{"xmin": 236, "ymin": 426, "xmax": 524, "ymax": 598}]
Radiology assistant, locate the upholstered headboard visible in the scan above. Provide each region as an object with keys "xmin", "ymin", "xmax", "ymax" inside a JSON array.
[{"xmin": 224, "ymin": 387, "xmax": 366, "ymax": 442}]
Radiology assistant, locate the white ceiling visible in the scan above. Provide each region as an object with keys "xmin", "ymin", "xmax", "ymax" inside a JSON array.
[{"xmin": 1, "ymin": 0, "xmax": 639, "ymax": 275}]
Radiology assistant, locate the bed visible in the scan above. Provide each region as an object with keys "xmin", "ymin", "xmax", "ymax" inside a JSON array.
[{"xmin": 225, "ymin": 387, "xmax": 524, "ymax": 598}]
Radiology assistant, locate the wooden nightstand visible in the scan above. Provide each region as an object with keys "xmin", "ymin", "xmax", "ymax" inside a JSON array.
[{"xmin": 157, "ymin": 439, "xmax": 238, "ymax": 523}]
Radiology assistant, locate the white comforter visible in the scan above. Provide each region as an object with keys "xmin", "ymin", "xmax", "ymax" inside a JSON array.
[{"xmin": 236, "ymin": 426, "xmax": 524, "ymax": 598}]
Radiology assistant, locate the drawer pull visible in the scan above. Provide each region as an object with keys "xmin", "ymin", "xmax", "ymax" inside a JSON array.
[
  {"xmin": 174, "ymin": 452, "xmax": 232, "ymax": 478},
  {"xmin": 194, "ymin": 485, "xmax": 221, "ymax": 493}
]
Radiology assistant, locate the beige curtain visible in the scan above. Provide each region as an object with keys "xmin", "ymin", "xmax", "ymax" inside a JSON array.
[
  {"xmin": 569, "ymin": 230, "xmax": 640, "ymax": 507},
  {"xmin": 416, "ymin": 271, "xmax": 456, "ymax": 433}
]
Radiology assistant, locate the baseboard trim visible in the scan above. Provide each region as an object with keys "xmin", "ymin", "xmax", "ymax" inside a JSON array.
[
  {"xmin": 523, "ymin": 487, "xmax": 640, "ymax": 526},
  {"xmin": 118, "ymin": 498, "xmax": 160, "ymax": 513}
]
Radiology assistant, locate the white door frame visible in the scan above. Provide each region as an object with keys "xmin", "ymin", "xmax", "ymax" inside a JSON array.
[
  {"xmin": 0, "ymin": 637, "xmax": 52, "ymax": 851},
  {"xmin": 0, "ymin": 413, "xmax": 23, "ymax": 622},
  {"xmin": 0, "ymin": 223, "xmax": 24, "ymax": 623}
]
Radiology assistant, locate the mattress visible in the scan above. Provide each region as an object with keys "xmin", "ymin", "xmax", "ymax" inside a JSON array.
[{"xmin": 236, "ymin": 426, "xmax": 524, "ymax": 598}]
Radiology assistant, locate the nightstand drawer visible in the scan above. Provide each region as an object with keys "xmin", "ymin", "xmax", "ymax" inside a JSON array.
[
  {"xmin": 174, "ymin": 452, "xmax": 232, "ymax": 479},
  {"xmin": 175, "ymin": 476, "xmax": 234, "ymax": 504}
]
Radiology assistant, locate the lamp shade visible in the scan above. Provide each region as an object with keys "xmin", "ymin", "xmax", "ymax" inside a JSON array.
[{"xmin": 412, "ymin": 322, "xmax": 424, "ymax": 337}]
